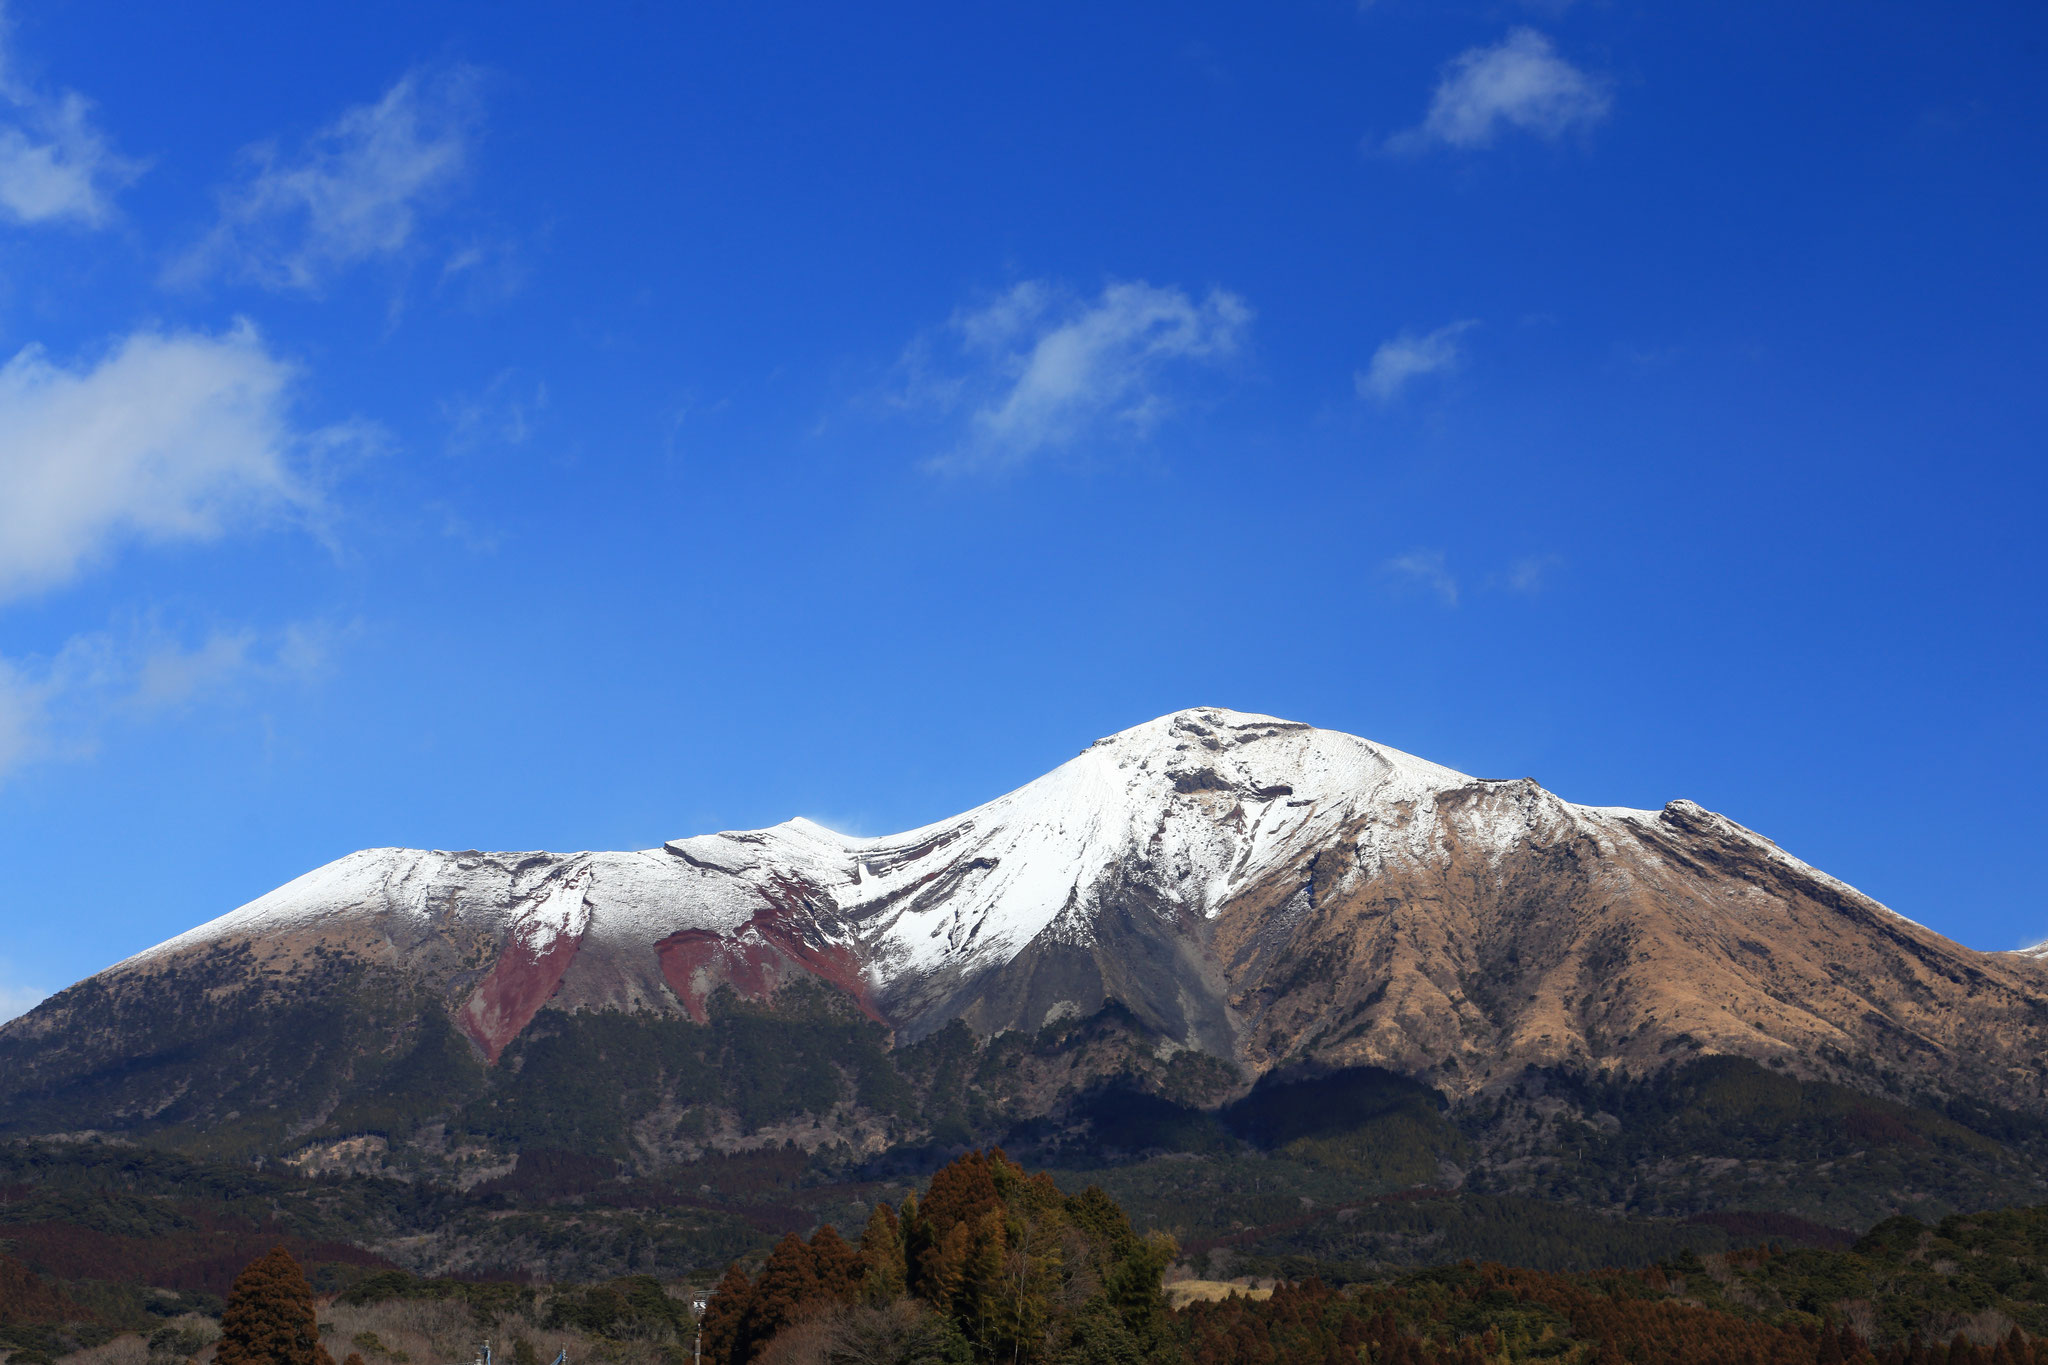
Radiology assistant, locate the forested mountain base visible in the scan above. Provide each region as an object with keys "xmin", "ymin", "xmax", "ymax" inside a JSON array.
[
  {"xmin": 13, "ymin": 987, "xmax": 2041, "ymax": 1276},
  {"xmin": 12, "ymin": 1145, "xmax": 2048, "ymax": 1365},
  {"xmin": 4, "ymin": 998, "xmax": 2048, "ymax": 1292}
]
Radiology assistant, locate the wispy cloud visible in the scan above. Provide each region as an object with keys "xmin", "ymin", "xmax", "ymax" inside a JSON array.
[
  {"xmin": 1357, "ymin": 320, "xmax": 1476, "ymax": 403},
  {"xmin": 441, "ymin": 369, "xmax": 546, "ymax": 456},
  {"xmin": 0, "ymin": 965, "xmax": 45, "ymax": 1023},
  {"xmin": 1387, "ymin": 29, "xmax": 1609, "ymax": 154},
  {"xmin": 1384, "ymin": 549, "xmax": 1459, "ymax": 607},
  {"xmin": 171, "ymin": 66, "xmax": 482, "ymax": 292},
  {"xmin": 0, "ymin": 5, "xmax": 140, "ymax": 226},
  {"xmin": 1501, "ymin": 553, "xmax": 1563, "ymax": 594},
  {"xmin": 0, "ymin": 321, "xmax": 344, "ymax": 603},
  {"xmin": 903, "ymin": 279, "xmax": 1251, "ymax": 472},
  {"xmin": 0, "ymin": 618, "xmax": 337, "ymax": 783}
]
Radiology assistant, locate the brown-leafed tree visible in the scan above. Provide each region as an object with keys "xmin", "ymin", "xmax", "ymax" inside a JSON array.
[
  {"xmin": 215, "ymin": 1247, "xmax": 334, "ymax": 1365},
  {"xmin": 700, "ymin": 1263, "xmax": 756, "ymax": 1365},
  {"xmin": 809, "ymin": 1225, "xmax": 864, "ymax": 1303},
  {"xmin": 736, "ymin": 1233, "xmax": 823, "ymax": 1361}
]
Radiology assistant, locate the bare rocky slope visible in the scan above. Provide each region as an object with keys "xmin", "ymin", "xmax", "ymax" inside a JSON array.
[{"xmin": 5, "ymin": 707, "xmax": 2046, "ymax": 1159}]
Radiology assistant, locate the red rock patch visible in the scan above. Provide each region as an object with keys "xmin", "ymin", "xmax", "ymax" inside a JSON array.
[
  {"xmin": 655, "ymin": 876, "xmax": 885, "ymax": 1025},
  {"xmin": 458, "ymin": 921, "xmax": 586, "ymax": 1062}
]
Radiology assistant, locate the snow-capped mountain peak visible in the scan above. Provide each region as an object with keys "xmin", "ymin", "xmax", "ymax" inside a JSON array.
[{"xmin": 69, "ymin": 707, "xmax": 2048, "ymax": 1114}]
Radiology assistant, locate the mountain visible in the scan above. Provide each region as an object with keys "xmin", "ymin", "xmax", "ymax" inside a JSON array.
[{"xmin": 5, "ymin": 707, "xmax": 2046, "ymax": 1171}]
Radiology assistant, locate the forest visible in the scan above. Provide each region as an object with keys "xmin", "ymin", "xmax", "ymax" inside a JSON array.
[{"xmin": 12, "ymin": 1144, "xmax": 2048, "ymax": 1365}]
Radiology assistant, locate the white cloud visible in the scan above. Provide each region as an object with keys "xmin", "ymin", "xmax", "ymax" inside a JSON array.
[
  {"xmin": 442, "ymin": 368, "xmax": 546, "ymax": 455},
  {"xmin": 1356, "ymin": 320, "xmax": 1476, "ymax": 403},
  {"xmin": 1502, "ymin": 553, "xmax": 1563, "ymax": 594},
  {"xmin": 0, "ymin": 973, "xmax": 45, "ymax": 1023},
  {"xmin": 908, "ymin": 279, "xmax": 1252, "ymax": 471},
  {"xmin": 0, "ymin": 618, "xmax": 335, "ymax": 783},
  {"xmin": 0, "ymin": 649, "xmax": 54, "ymax": 777},
  {"xmin": 1385, "ymin": 549, "xmax": 1459, "ymax": 607},
  {"xmin": 0, "ymin": 320, "xmax": 326, "ymax": 602},
  {"xmin": 172, "ymin": 66, "xmax": 482, "ymax": 292},
  {"xmin": 0, "ymin": 6, "xmax": 140, "ymax": 225},
  {"xmin": 1388, "ymin": 29, "xmax": 1609, "ymax": 153}
]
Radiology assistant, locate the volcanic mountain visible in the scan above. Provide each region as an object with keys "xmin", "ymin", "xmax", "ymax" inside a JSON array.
[{"xmin": 6, "ymin": 707, "xmax": 2048, "ymax": 1150}]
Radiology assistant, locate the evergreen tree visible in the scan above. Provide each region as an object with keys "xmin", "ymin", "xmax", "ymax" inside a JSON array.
[
  {"xmin": 920, "ymin": 1151, "xmax": 1000, "ymax": 1238},
  {"xmin": 215, "ymin": 1247, "xmax": 334, "ymax": 1365},
  {"xmin": 859, "ymin": 1202, "xmax": 908, "ymax": 1305},
  {"xmin": 699, "ymin": 1263, "xmax": 755, "ymax": 1365},
  {"xmin": 809, "ymin": 1224, "xmax": 865, "ymax": 1302},
  {"xmin": 1102, "ymin": 1230, "xmax": 1175, "ymax": 1359},
  {"xmin": 738, "ymin": 1232, "xmax": 823, "ymax": 1360},
  {"xmin": 953, "ymin": 1208, "xmax": 1007, "ymax": 1352}
]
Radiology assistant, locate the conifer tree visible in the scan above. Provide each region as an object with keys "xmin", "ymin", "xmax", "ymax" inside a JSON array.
[
  {"xmin": 954, "ymin": 1208, "xmax": 1007, "ymax": 1351},
  {"xmin": 921, "ymin": 1221, "xmax": 972, "ymax": 1321},
  {"xmin": 808, "ymin": 1224, "xmax": 864, "ymax": 1302},
  {"xmin": 215, "ymin": 1247, "xmax": 334, "ymax": 1365},
  {"xmin": 699, "ymin": 1264, "xmax": 755, "ymax": 1365},
  {"xmin": 859, "ymin": 1201, "xmax": 907, "ymax": 1304},
  {"xmin": 919, "ymin": 1150, "xmax": 1000, "ymax": 1238},
  {"xmin": 738, "ymin": 1232, "xmax": 823, "ymax": 1360}
]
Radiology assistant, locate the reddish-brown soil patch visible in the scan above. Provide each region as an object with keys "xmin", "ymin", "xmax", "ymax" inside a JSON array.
[
  {"xmin": 458, "ymin": 921, "xmax": 586, "ymax": 1061},
  {"xmin": 654, "ymin": 877, "xmax": 885, "ymax": 1024}
]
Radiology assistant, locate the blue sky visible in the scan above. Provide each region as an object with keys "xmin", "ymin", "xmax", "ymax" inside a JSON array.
[{"xmin": 0, "ymin": 1, "xmax": 2043, "ymax": 1016}]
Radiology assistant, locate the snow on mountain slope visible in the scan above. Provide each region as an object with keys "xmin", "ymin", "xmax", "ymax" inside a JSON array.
[
  {"xmin": 15, "ymin": 701, "xmax": 2048, "ymax": 1147},
  {"xmin": 659, "ymin": 710, "xmax": 1484, "ymax": 986},
  {"xmin": 106, "ymin": 708, "xmax": 1591, "ymax": 1053},
  {"xmin": 125, "ymin": 708, "xmax": 1492, "ymax": 985},
  {"xmin": 77, "ymin": 705, "xmax": 2045, "ymax": 1103}
]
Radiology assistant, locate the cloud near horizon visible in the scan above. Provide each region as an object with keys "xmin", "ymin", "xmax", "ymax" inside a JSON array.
[
  {"xmin": 909, "ymin": 279, "xmax": 1251, "ymax": 472},
  {"xmin": 1357, "ymin": 320, "xmax": 1476, "ymax": 403},
  {"xmin": 0, "ymin": 976, "xmax": 45, "ymax": 1023},
  {"xmin": 1387, "ymin": 28, "xmax": 1610, "ymax": 153},
  {"xmin": 0, "ymin": 321, "xmax": 324, "ymax": 603},
  {"xmin": 171, "ymin": 66, "xmax": 483, "ymax": 292},
  {"xmin": 0, "ymin": 6, "xmax": 140, "ymax": 226}
]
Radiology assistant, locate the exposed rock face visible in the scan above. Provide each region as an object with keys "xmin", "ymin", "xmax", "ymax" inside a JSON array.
[
  {"xmin": 7, "ymin": 707, "xmax": 2046, "ymax": 1125},
  {"xmin": 1210, "ymin": 784, "xmax": 2048, "ymax": 1108}
]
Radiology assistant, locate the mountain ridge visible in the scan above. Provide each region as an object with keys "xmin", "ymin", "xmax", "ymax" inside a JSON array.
[{"xmin": 7, "ymin": 706, "xmax": 2047, "ymax": 1159}]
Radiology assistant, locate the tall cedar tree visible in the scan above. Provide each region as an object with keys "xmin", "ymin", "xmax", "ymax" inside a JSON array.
[
  {"xmin": 711, "ymin": 1222, "xmax": 884, "ymax": 1364},
  {"xmin": 699, "ymin": 1263, "xmax": 754, "ymax": 1365},
  {"xmin": 859, "ymin": 1201, "xmax": 907, "ymax": 1304},
  {"xmin": 216, "ymin": 1247, "xmax": 335, "ymax": 1365},
  {"xmin": 809, "ymin": 1225, "xmax": 864, "ymax": 1302}
]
